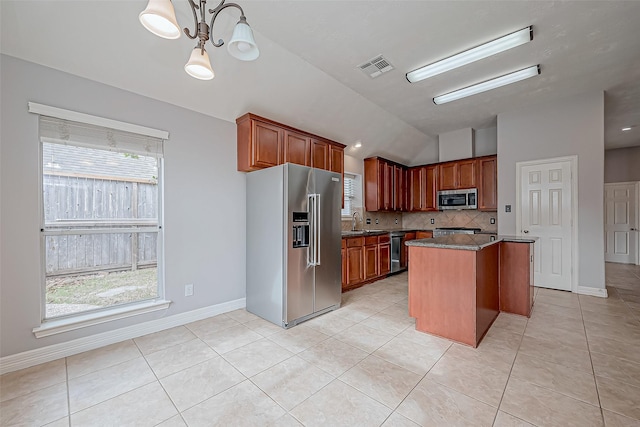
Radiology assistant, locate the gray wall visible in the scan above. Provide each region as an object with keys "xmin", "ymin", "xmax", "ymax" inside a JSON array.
[
  {"xmin": 0, "ymin": 55, "xmax": 246, "ymax": 356},
  {"xmin": 474, "ymin": 127, "xmax": 498, "ymax": 157},
  {"xmin": 438, "ymin": 128, "xmax": 474, "ymax": 162},
  {"xmin": 497, "ymin": 91, "xmax": 605, "ymax": 290},
  {"xmin": 604, "ymin": 146, "xmax": 640, "ymax": 183}
]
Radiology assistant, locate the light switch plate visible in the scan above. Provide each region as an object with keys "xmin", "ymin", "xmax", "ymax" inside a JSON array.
[{"xmin": 505, "ymin": 205, "xmax": 512, "ymax": 213}]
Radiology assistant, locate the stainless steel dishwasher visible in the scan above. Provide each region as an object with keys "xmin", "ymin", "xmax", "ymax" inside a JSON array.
[{"xmin": 390, "ymin": 231, "xmax": 404, "ymax": 273}]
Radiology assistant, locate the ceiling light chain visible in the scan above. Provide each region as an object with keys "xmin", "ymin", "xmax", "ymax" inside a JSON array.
[{"xmin": 139, "ymin": 0, "xmax": 259, "ymax": 81}]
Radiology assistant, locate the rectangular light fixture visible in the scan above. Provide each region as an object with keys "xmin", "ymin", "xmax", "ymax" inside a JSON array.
[
  {"xmin": 406, "ymin": 26, "xmax": 533, "ymax": 83},
  {"xmin": 433, "ymin": 65, "xmax": 540, "ymax": 105}
]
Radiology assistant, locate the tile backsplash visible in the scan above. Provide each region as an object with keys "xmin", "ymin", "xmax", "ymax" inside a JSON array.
[
  {"xmin": 402, "ymin": 211, "xmax": 497, "ymax": 232},
  {"xmin": 342, "ymin": 209, "xmax": 497, "ymax": 232}
]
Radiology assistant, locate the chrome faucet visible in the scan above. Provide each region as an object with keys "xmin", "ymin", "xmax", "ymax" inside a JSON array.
[{"xmin": 352, "ymin": 211, "xmax": 361, "ymax": 231}]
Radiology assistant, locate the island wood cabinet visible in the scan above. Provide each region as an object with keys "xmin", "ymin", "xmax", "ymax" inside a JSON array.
[
  {"xmin": 342, "ymin": 234, "xmax": 391, "ymax": 291},
  {"xmin": 408, "ymin": 165, "xmax": 437, "ymax": 211},
  {"xmin": 499, "ymin": 242, "xmax": 534, "ymax": 316},
  {"xmin": 437, "ymin": 159, "xmax": 476, "ymax": 190},
  {"xmin": 477, "ymin": 155, "xmax": 497, "ymax": 211},
  {"xmin": 364, "ymin": 157, "xmax": 406, "ymax": 212},
  {"xmin": 237, "ymin": 113, "xmax": 345, "ymax": 174}
]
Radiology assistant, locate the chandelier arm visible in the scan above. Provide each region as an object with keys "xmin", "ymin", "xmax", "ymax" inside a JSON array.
[
  {"xmin": 183, "ymin": 0, "xmax": 201, "ymax": 39},
  {"xmin": 208, "ymin": 2, "xmax": 245, "ymax": 48}
]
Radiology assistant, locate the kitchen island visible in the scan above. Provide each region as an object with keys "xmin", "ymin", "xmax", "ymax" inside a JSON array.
[{"xmin": 406, "ymin": 234, "xmax": 536, "ymax": 347}]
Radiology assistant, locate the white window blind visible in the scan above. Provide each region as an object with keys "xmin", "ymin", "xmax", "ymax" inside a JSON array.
[
  {"xmin": 342, "ymin": 173, "xmax": 357, "ymax": 216},
  {"xmin": 39, "ymin": 116, "xmax": 164, "ymax": 159}
]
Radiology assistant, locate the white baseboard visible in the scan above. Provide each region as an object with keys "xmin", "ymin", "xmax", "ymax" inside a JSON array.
[
  {"xmin": 0, "ymin": 298, "xmax": 246, "ymax": 375},
  {"xmin": 577, "ymin": 286, "xmax": 608, "ymax": 298}
]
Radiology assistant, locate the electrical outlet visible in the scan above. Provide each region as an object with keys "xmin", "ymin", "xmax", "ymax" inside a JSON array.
[
  {"xmin": 375, "ymin": 218, "xmax": 379, "ymax": 224},
  {"xmin": 505, "ymin": 205, "xmax": 512, "ymax": 213},
  {"xmin": 366, "ymin": 218, "xmax": 371, "ymax": 225},
  {"xmin": 490, "ymin": 217, "xmax": 495, "ymax": 224},
  {"xmin": 184, "ymin": 284, "xmax": 194, "ymax": 297},
  {"xmin": 430, "ymin": 218, "xmax": 435, "ymax": 224},
  {"xmin": 395, "ymin": 218, "xmax": 398, "ymax": 224}
]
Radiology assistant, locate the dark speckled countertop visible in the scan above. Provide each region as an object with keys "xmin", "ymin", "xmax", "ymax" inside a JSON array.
[{"xmin": 405, "ymin": 234, "xmax": 537, "ymax": 251}]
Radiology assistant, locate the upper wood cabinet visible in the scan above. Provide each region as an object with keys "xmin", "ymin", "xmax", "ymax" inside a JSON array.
[
  {"xmin": 458, "ymin": 159, "xmax": 477, "ymax": 189},
  {"xmin": 364, "ymin": 157, "xmax": 406, "ymax": 212},
  {"xmin": 329, "ymin": 144, "xmax": 344, "ymax": 174},
  {"xmin": 237, "ymin": 113, "xmax": 345, "ymax": 175},
  {"xmin": 437, "ymin": 162, "xmax": 457, "ymax": 190},
  {"xmin": 283, "ymin": 130, "xmax": 311, "ymax": 167},
  {"xmin": 408, "ymin": 165, "xmax": 437, "ymax": 211},
  {"xmin": 477, "ymin": 155, "xmax": 497, "ymax": 211},
  {"xmin": 311, "ymin": 138, "xmax": 329, "ymax": 170},
  {"xmin": 438, "ymin": 159, "xmax": 476, "ymax": 190}
]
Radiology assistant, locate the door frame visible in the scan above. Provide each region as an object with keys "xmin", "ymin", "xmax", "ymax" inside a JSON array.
[
  {"xmin": 606, "ymin": 181, "xmax": 640, "ymax": 265},
  {"xmin": 516, "ymin": 155, "xmax": 579, "ymax": 292}
]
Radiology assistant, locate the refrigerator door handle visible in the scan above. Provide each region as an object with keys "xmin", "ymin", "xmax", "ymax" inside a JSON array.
[
  {"xmin": 308, "ymin": 194, "xmax": 315, "ymax": 266},
  {"xmin": 315, "ymin": 193, "xmax": 321, "ymax": 265}
]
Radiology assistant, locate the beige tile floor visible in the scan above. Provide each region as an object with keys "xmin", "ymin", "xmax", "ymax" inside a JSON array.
[{"xmin": 2, "ymin": 262, "xmax": 640, "ymax": 426}]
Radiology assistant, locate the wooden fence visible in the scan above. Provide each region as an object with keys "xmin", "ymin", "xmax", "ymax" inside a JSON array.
[{"xmin": 43, "ymin": 174, "xmax": 158, "ymax": 276}]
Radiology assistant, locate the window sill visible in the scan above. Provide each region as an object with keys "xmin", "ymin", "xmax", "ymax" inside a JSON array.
[{"xmin": 32, "ymin": 300, "xmax": 172, "ymax": 338}]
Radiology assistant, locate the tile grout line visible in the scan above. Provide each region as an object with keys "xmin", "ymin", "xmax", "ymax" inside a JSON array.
[
  {"xmin": 490, "ymin": 315, "xmax": 528, "ymax": 426},
  {"xmin": 132, "ymin": 338, "xmax": 187, "ymax": 427},
  {"xmin": 579, "ymin": 288, "xmax": 606, "ymax": 427}
]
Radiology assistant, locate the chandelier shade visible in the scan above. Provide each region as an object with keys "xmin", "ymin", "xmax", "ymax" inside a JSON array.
[
  {"xmin": 184, "ymin": 47, "xmax": 215, "ymax": 80},
  {"xmin": 228, "ymin": 19, "xmax": 260, "ymax": 61},
  {"xmin": 138, "ymin": 0, "xmax": 181, "ymax": 40},
  {"xmin": 139, "ymin": 0, "xmax": 259, "ymax": 80}
]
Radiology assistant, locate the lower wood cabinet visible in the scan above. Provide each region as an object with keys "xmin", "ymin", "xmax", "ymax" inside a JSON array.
[
  {"xmin": 499, "ymin": 242, "xmax": 534, "ymax": 316},
  {"xmin": 342, "ymin": 234, "xmax": 392, "ymax": 291}
]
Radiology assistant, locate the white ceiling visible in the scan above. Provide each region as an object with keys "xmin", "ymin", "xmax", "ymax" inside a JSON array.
[{"xmin": 2, "ymin": 1, "xmax": 639, "ymax": 165}]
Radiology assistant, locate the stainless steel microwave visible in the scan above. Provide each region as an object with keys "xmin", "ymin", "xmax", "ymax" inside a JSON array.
[{"xmin": 437, "ymin": 188, "xmax": 477, "ymax": 210}]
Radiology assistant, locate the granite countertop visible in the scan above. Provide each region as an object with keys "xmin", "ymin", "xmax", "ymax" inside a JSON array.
[
  {"xmin": 341, "ymin": 228, "xmax": 433, "ymax": 238},
  {"xmin": 405, "ymin": 234, "xmax": 537, "ymax": 251}
]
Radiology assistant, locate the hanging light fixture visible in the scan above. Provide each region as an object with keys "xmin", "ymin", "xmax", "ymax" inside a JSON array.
[{"xmin": 139, "ymin": 0, "xmax": 260, "ymax": 80}]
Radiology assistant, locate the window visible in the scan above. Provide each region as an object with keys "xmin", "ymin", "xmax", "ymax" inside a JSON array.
[
  {"xmin": 38, "ymin": 114, "xmax": 165, "ymax": 320},
  {"xmin": 341, "ymin": 172, "xmax": 360, "ymax": 217}
]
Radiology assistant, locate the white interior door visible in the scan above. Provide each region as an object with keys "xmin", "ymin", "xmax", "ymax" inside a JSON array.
[
  {"xmin": 604, "ymin": 183, "xmax": 638, "ymax": 264},
  {"xmin": 519, "ymin": 160, "xmax": 573, "ymax": 291}
]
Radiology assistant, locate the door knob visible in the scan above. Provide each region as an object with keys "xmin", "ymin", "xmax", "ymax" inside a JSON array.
[{"xmin": 523, "ymin": 230, "xmax": 529, "ymax": 234}]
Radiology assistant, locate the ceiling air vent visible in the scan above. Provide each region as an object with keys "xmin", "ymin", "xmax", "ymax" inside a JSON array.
[{"xmin": 358, "ymin": 55, "xmax": 394, "ymax": 78}]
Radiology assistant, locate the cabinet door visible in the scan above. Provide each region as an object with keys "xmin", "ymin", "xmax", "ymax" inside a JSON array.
[
  {"xmin": 458, "ymin": 159, "xmax": 476, "ymax": 189},
  {"xmin": 478, "ymin": 156, "xmax": 497, "ymax": 210},
  {"xmin": 438, "ymin": 162, "xmax": 457, "ymax": 190},
  {"xmin": 393, "ymin": 165, "xmax": 406, "ymax": 211},
  {"xmin": 408, "ymin": 167, "xmax": 424, "ymax": 211},
  {"xmin": 283, "ymin": 130, "xmax": 311, "ymax": 166},
  {"xmin": 341, "ymin": 246, "xmax": 347, "ymax": 290},
  {"xmin": 311, "ymin": 138, "xmax": 330, "ymax": 170},
  {"xmin": 364, "ymin": 244, "xmax": 378, "ymax": 279},
  {"xmin": 425, "ymin": 165, "xmax": 438, "ymax": 210},
  {"xmin": 252, "ymin": 120, "xmax": 283, "ymax": 169},
  {"xmin": 346, "ymin": 246, "xmax": 364, "ymax": 285},
  {"xmin": 329, "ymin": 144, "xmax": 344, "ymax": 174},
  {"xmin": 364, "ymin": 158, "xmax": 381, "ymax": 211},
  {"xmin": 383, "ymin": 162, "xmax": 394, "ymax": 211},
  {"xmin": 378, "ymin": 243, "xmax": 391, "ymax": 276}
]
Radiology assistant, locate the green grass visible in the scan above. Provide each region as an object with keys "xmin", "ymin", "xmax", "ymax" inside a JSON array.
[{"xmin": 46, "ymin": 268, "xmax": 157, "ymax": 309}]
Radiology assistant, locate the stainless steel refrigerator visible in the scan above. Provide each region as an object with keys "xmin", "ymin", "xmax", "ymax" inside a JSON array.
[{"xmin": 246, "ymin": 163, "xmax": 342, "ymax": 328}]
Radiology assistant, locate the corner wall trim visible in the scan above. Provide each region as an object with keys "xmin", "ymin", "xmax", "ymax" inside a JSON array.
[
  {"xmin": 577, "ymin": 286, "xmax": 608, "ymax": 298},
  {"xmin": 0, "ymin": 298, "xmax": 246, "ymax": 375}
]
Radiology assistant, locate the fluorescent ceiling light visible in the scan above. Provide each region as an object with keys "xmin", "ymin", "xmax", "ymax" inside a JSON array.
[
  {"xmin": 354, "ymin": 141, "xmax": 362, "ymax": 148},
  {"xmin": 433, "ymin": 65, "xmax": 540, "ymax": 105},
  {"xmin": 622, "ymin": 127, "xmax": 632, "ymax": 131},
  {"xmin": 407, "ymin": 26, "xmax": 533, "ymax": 83}
]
